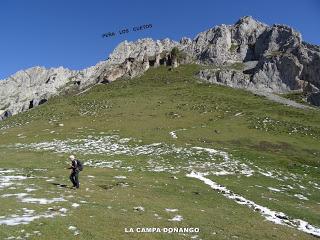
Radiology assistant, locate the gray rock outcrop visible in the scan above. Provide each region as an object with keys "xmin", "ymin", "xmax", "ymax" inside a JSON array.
[
  {"xmin": 108, "ymin": 38, "xmax": 179, "ymax": 64},
  {"xmin": 0, "ymin": 66, "xmax": 75, "ymax": 117},
  {"xmin": 1, "ymin": 16, "xmax": 320, "ymax": 120},
  {"xmin": 198, "ymin": 67, "xmax": 252, "ymax": 90},
  {"xmin": 0, "ymin": 38, "xmax": 180, "ymax": 120},
  {"xmin": 0, "ymin": 61, "xmax": 113, "ymax": 117},
  {"xmin": 193, "ymin": 16, "xmax": 320, "ymax": 105}
]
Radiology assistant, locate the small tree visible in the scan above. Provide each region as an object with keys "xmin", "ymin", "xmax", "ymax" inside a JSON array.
[
  {"xmin": 171, "ymin": 47, "xmax": 180, "ymax": 59},
  {"xmin": 170, "ymin": 47, "xmax": 183, "ymax": 68},
  {"xmin": 171, "ymin": 47, "xmax": 187, "ymax": 61}
]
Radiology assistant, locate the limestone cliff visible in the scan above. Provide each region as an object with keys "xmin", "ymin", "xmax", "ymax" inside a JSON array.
[{"xmin": 1, "ymin": 16, "xmax": 320, "ymax": 120}]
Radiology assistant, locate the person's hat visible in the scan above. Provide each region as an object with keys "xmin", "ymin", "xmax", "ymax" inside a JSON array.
[{"xmin": 69, "ymin": 155, "xmax": 75, "ymax": 160}]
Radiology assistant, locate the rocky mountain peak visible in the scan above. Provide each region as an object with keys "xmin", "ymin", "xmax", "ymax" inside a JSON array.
[
  {"xmin": 235, "ymin": 16, "xmax": 265, "ymax": 26},
  {"xmin": 1, "ymin": 16, "xmax": 320, "ymax": 121},
  {"xmin": 108, "ymin": 38, "xmax": 179, "ymax": 64}
]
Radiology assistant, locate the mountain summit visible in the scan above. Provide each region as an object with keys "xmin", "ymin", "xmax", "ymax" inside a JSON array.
[{"xmin": 1, "ymin": 16, "xmax": 320, "ymax": 120}]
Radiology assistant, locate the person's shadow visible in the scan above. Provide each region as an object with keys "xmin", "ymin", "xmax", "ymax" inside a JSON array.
[{"xmin": 50, "ymin": 182, "xmax": 69, "ymax": 188}]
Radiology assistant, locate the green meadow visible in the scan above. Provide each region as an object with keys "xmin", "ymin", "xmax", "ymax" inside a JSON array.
[{"xmin": 0, "ymin": 65, "xmax": 319, "ymax": 239}]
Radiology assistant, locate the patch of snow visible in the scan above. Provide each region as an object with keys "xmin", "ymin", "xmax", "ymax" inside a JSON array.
[
  {"xmin": 21, "ymin": 197, "xmax": 66, "ymax": 204},
  {"xmin": 0, "ymin": 211, "xmax": 60, "ymax": 226},
  {"xmin": 192, "ymin": 147, "xmax": 218, "ymax": 155},
  {"xmin": 71, "ymin": 203, "xmax": 80, "ymax": 208},
  {"xmin": 187, "ymin": 171, "xmax": 320, "ymax": 238},
  {"xmin": 68, "ymin": 226, "xmax": 77, "ymax": 231},
  {"xmin": 212, "ymin": 170, "xmax": 233, "ymax": 176},
  {"xmin": 12, "ymin": 135, "xmax": 254, "ymax": 177},
  {"xmin": 268, "ymin": 187, "xmax": 282, "ymax": 192},
  {"xmin": 114, "ymin": 176, "xmax": 127, "ymax": 179},
  {"xmin": 24, "ymin": 188, "xmax": 37, "ymax": 192},
  {"xmin": 0, "ymin": 169, "xmax": 15, "ymax": 174},
  {"xmin": 68, "ymin": 225, "xmax": 80, "ymax": 235},
  {"xmin": 169, "ymin": 131, "xmax": 178, "ymax": 139},
  {"xmin": 294, "ymin": 194, "xmax": 309, "ymax": 201},
  {"xmin": 165, "ymin": 208, "xmax": 178, "ymax": 212},
  {"xmin": 2, "ymin": 193, "xmax": 29, "ymax": 198},
  {"xmin": 84, "ymin": 160, "xmax": 122, "ymax": 169},
  {"xmin": 0, "ymin": 174, "xmax": 28, "ymax": 189},
  {"xmin": 168, "ymin": 215, "xmax": 183, "ymax": 222},
  {"xmin": 22, "ymin": 208, "xmax": 35, "ymax": 214},
  {"xmin": 259, "ymin": 171, "xmax": 273, "ymax": 177},
  {"xmin": 59, "ymin": 208, "xmax": 68, "ymax": 213},
  {"xmin": 133, "ymin": 206, "xmax": 145, "ymax": 212}
]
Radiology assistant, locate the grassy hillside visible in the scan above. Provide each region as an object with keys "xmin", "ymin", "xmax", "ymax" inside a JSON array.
[{"xmin": 0, "ymin": 65, "xmax": 319, "ymax": 239}]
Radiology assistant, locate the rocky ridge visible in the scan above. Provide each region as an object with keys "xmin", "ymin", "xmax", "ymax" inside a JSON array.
[{"xmin": 1, "ymin": 16, "xmax": 320, "ymax": 120}]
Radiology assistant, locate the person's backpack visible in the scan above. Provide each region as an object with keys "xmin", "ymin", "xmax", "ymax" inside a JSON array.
[{"xmin": 76, "ymin": 159, "xmax": 83, "ymax": 171}]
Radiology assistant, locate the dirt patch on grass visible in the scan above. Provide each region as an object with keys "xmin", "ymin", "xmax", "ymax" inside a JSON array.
[
  {"xmin": 252, "ymin": 141, "xmax": 294, "ymax": 153},
  {"xmin": 98, "ymin": 182, "xmax": 129, "ymax": 191}
]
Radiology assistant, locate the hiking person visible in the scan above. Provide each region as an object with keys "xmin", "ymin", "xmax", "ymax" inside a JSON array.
[{"xmin": 67, "ymin": 155, "xmax": 83, "ymax": 189}]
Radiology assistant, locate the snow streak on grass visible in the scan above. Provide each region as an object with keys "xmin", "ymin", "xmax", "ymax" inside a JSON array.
[
  {"xmin": 9, "ymin": 134, "xmax": 320, "ymax": 237},
  {"xmin": 187, "ymin": 172, "xmax": 320, "ymax": 238}
]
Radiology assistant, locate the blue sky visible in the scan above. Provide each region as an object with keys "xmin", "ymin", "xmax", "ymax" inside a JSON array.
[{"xmin": 0, "ymin": 0, "xmax": 319, "ymax": 79}]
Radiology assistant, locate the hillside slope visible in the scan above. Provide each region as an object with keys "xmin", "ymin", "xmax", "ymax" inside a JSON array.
[
  {"xmin": 1, "ymin": 16, "xmax": 320, "ymax": 121},
  {"xmin": 0, "ymin": 65, "xmax": 319, "ymax": 239}
]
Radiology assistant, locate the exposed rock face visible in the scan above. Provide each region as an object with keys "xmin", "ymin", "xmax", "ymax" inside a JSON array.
[
  {"xmin": 254, "ymin": 25, "xmax": 302, "ymax": 58},
  {"xmin": 1, "ymin": 16, "xmax": 320, "ymax": 120},
  {"xmin": 0, "ymin": 61, "xmax": 114, "ymax": 117},
  {"xmin": 0, "ymin": 67, "xmax": 75, "ymax": 117},
  {"xmin": 184, "ymin": 16, "xmax": 268, "ymax": 64},
  {"xmin": 108, "ymin": 38, "xmax": 179, "ymax": 64},
  {"xmin": 193, "ymin": 16, "xmax": 320, "ymax": 105},
  {"xmin": 198, "ymin": 68, "xmax": 251, "ymax": 89},
  {"xmin": 295, "ymin": 42, "xmax": 320, "ymax": 90},
  {"xmin": 231, "ymin": 17, "xmax": 268, "ymax": 61},
  {"xmin": 0, "ymin": 38, "xmax": 179, "ymax": 119},
  {"xmin": 251, "ymin": 54, "xmax": 304, "ymax": 93}
]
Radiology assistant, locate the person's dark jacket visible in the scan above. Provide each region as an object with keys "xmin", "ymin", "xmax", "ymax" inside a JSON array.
[{"xmin": 68, "ymin": 160, "xmax": 79, "ymax": 172}]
